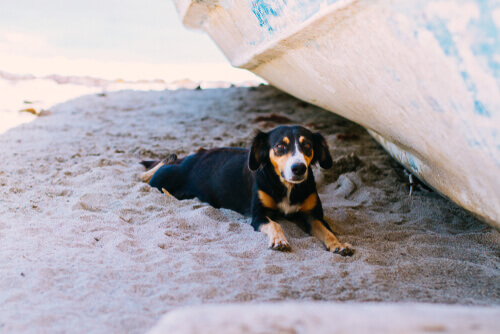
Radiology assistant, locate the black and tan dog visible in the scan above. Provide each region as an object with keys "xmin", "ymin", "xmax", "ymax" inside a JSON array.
[{"xmin": 140, "ymin": 125, "xmax": 353, "ymax": 256}]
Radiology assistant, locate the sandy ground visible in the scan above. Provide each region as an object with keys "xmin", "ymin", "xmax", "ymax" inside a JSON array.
[{"xmin": 0, "ymin": 86, "xmax": 499, "ymax": 333}]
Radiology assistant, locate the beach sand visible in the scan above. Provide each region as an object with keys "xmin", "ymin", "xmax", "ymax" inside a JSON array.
[{"xmin": 0, "ymin": 85, "xmax": 498, "ymax": 333}]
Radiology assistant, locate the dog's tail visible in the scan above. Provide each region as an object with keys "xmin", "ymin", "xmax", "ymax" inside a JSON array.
[
  {"xmin": 140, "ymin": 154, "xmax": 178, "ymax": 171},
  {"xmin": 140, "ymin": 160, "xmax": 161, "ymax": 171},
  {"xmin": 139, "ymin": 154, "xmax": 178, "ymax": 183}
]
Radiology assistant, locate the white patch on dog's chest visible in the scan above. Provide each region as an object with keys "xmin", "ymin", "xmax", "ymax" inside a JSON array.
[
  {"xmin": 277, "ymin": 185, "xmax": 299, "ymax": 215},
  {"xmin": 277, "ymin": 200, "xmax": 300, "ymax": 215}
]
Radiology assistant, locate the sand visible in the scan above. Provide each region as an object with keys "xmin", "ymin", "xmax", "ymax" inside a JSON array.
[{"xmin": 0, "ymin": 85, "xmax": 499, "ymax": 333}]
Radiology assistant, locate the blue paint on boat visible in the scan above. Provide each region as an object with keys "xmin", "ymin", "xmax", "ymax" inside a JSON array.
[
  {"xmin": 426, "ymin": 12, "xmax": 495, "ymax": 119},
  {"xmin": 427, "ymin": 97, "xmax": 443, "ymax": 113},
  {"xmin": 467, "ymin": 137, "xmax": 482, "ymax": 148},
  {"xmin": 474, "ymin": 100, "xmax": 491, "ymax": 117},
  {"xmin": 411, "ymin": 101, "xmax": 420, "ymax": 110},
  {"xmin": 304, "ymin": 38, "xmax": 320, "ymax": 49},
  {"xmin": 450, "ymin": 101, "xmax": 458, "ymax": 112},
  {"xmin": 293, "ymin": 0, "xmax": 321, "ymax": 22},
  {"xmin": 460, "ymin": 71, "xmax": 469, "ymax": 82},
  {"xmin": 294, "ymin": 0, "xmax": 341, "ymax": 23},
  {"xmin": 426, "ymin": 19, "xmax": 457, "ymax": 57},
  {"xmin": 407, "ymin": 155, "xmax": 419, "ymax": 172},
  {"xmin": 470, "ymin": 0, "xmax": 500, "ymax": 86},
  {"xmin": 384, "ymin": 67, "xmax": 401, "ymax": 82},
  {"xmin": 250, "ymin": 0, "xmax": 341, "ymax": 36},
  {"xmin": 251, "ymin": 0, "xmax": 283, "ymax": 33}
]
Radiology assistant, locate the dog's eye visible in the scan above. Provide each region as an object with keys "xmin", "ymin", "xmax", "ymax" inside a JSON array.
[
  {"xmin": 276, "ymin": 144, "xmax": 286, "ymax": 150},
  {"xmin": 304, "ymin": 143, "xmax": 311, "ymax": 150}
]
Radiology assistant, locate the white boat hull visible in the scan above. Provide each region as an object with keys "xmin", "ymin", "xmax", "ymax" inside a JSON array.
[{"xmin": 174, "ymin": 0, "xmax": 500, "ymax": 229}]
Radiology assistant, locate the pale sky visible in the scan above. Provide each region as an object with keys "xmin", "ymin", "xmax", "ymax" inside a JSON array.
[{"xmin": 0, "ymin": 0, "xmax": 259, "ymax": 81}]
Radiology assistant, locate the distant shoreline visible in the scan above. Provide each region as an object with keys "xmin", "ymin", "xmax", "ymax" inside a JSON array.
[
  {"xmin": 0, "ymin": 69, "xmax": 264, "ymax": 135},
  {"xmin": 0, "ymin": 69, "xmax": 264, "ymax": 90}
]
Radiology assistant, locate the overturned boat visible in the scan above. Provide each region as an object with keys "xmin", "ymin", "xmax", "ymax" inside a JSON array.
[{"xmin": 174, "ymin": 0, "xmax": 500, "ymax": 229}]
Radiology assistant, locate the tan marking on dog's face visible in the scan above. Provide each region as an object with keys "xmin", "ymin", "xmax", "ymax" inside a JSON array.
[
  {"xmin": 310, "ymin": 220, "xmax": 354, "ymax": 255},
  {"xmin": 260, "ymin": 218, "xmax": 291, "ymax": 252},
  {"xmin": 299, "ymin": 193, "xmax": 317, "ymax": 212},
  {"xmin": 299, "ymin": 137, "xmax": 314, "ymax": 167},
  {"xmin": 258, "ymin": 190, "xmax": 277, "ymax": 209},
  {"xmin": 269, "ymin": 148, "xmax": 292, "ymax": 180},
  {"xmin": 303, "ymin": 149, "xmax": 313, "ymax": 167},
  {"xmin": 282, "ymin": 136, "xmax": 289, "ymax": 144}
]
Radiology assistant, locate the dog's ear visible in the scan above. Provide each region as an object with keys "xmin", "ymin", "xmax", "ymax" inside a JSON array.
[
  {"xmin": 248, "ymin": 130, "xmax": 269, "ymax": 171},
  {"xmin": 312, "ymin": 132, "xmax": 333, "ymax": 169}
]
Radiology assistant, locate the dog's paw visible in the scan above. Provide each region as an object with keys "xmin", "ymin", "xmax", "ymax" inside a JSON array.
[
  {"xmin": 269, "ymin": 239, "xmax": 292, "ymax": 252},
  {"xmin": 328, "ymin": 242, "xmax": 354, "ymax": 257}
]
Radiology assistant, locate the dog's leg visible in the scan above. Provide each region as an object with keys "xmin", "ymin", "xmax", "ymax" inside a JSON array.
[
  {"xmin": 259, "ymin": 218, "xmax": 292, "ymax": 252},
  {"xmin": 310, "ymin": 219, "xmax": 353, "ymax": 256},
  {"xmin": 251, "ymin": 188, "xmax": 290, "ymax": 252},
  {"xmin": 139, "ymin": 161, "xmax": 164, "ymax": 183}
]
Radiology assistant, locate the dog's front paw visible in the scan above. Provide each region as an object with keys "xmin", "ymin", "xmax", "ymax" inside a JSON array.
[
  {"xmin": 327, "ymin": 242, "xmax": 354, "ymax": 257},
  {"xmin": 269, "ymin": 238, "xmax": 292, "ymax": 252},
  {"xmin": 261, "ymin": 220, "xmax": 292, "ymax": 252}
]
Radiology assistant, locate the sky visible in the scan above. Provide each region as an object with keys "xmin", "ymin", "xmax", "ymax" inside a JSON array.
[{"xmin": 0, "ymin": 0, "xmax": 260, "ymax": 82}]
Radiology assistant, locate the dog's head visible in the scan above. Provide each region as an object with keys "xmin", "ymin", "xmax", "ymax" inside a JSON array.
[{"xmin": 248, "ymin": 125, "xmax": 333, "ymax": 183}]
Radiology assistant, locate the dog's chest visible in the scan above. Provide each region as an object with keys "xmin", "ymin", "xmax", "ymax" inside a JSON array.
[{"xmin": 276, "ymin": 186, "xmax": 300, "ymax": 215}]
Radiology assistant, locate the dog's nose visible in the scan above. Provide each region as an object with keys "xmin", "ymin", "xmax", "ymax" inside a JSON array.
[{"xmin": 291, "ymin": 163, "xmax": 307, "ymax": 176}]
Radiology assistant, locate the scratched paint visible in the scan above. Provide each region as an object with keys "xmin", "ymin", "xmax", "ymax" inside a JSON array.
[
  {"xmin": 248, "ymin": 0, "xmax": 342, "ymax": 41},
  {"xmin": 425, "ymin": 13, "xmax": 491, "ymax": 118},
  {"xmin": 470, "ymin": 1, "xmax": 500, "ymax": 86},
  {"xmin": 421, "ymin": 0, "xmax": 499, "ymax": 169},
  {"xmin": 384, "ymin": 67, "xmax": 401, "ymax": 82},
  {"xmin": 304, "ymin": 38, "xmax": 321, "ymax": 49},
  {"xmin": 386, "ymin": 0, "xmax": 498, "ymax": 124},
  {"xmin": 383, "ymin": 0, "xmax": 499, "ymax": 170},
  {"xmin": 251, "ymin": 0, "xmax": 283, "ymax": 33}
]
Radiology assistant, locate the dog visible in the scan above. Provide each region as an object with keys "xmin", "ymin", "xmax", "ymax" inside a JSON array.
[{"xmin": 140, "ymin": 125, "xmax": 353, "ymax": 256}]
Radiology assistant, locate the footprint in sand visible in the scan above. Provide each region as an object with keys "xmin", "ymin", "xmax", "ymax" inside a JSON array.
[
  {"xmin": 118, "ymin": 208, "xmax": 143, "ymax": 225},
  {"xmin": 73, "ymin": 193, "xmax": 112, "ymax": 212},
  {"xmin": 116, "ymin": 239, "xmax": 142, "ymax": 255}
]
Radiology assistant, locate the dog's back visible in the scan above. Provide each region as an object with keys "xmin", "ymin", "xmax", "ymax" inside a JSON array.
[{"xmin": 147, "ymin": 147, "xmax": 255, "ymax": 216}]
